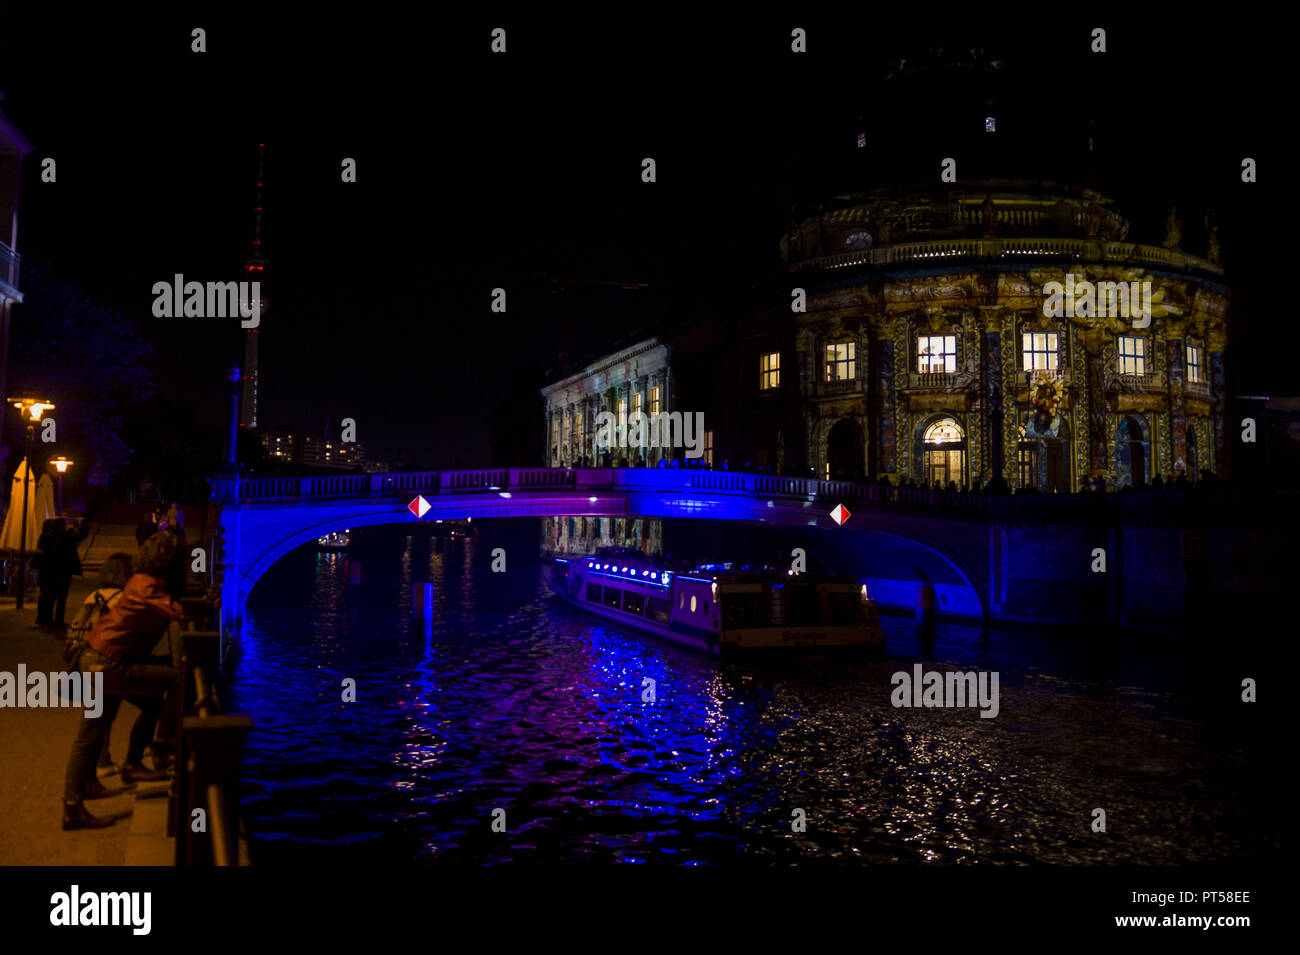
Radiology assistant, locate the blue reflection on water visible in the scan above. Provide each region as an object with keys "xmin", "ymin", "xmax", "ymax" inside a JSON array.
[{"xmin": 227, "ymin": 530, "xmax": 1275, "ymax": 865}]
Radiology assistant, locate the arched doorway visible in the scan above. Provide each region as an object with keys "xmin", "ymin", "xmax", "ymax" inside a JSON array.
[
  {"xmin": 1116, "ymin": 415, "xmax": 1149, "ymax": 487},
  {"xmin": 826, "ymin": 417, "xmax": 864, "ymax": 480},
  {"xmin": 922, "ymin": 416, "xmax": 966, "ymax": 487}
]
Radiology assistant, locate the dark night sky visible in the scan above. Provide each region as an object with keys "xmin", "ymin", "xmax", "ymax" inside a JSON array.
[{"xmin": 0, "ymin": 8, "xmax": 1285, "ymax": 467}]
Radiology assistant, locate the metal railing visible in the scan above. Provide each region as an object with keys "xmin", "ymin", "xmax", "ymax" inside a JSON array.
[
  {"xmin": 0, "ymin": 239, "xmax": 19, "ymax": 290},
  {"xmin": 171, "ymin": 612, "xmax": 252, "ymax": 866}
]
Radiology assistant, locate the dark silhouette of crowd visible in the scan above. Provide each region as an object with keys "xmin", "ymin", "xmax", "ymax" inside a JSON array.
[{"xmin": 34, "ymin": 517, "xmax": 90, "ymax": 627}]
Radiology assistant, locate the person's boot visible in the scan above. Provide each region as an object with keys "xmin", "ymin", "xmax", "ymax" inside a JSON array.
[
  {"xmin": 83, "ymin": 779, "xmax": 122, "ymax": 801},
  {"xmin": 149, "ymin": 744, "xmax": 175, "ymax": 773},
  {"xmin": 121, "ymin": 763, "xmax": 168, "ymax": 784},
  {"xmin": 62, "ymin": 799, "xmax": 116, "ymax": 830},
  {"xmin": 96, "ymin": 762, "xmax": 121, "ymax": 778}
]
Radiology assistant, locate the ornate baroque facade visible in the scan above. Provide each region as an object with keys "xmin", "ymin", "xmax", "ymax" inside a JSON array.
[{"xmin": 786, "ymin": 186, "xmax": 1229, "ymax": 490}]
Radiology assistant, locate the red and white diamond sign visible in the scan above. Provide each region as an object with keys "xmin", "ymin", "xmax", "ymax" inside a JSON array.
[
  {"xmin": 408, "ymin": 495, "xmax": 431, "ymax": 519},
  {"xmin": 830, "ymin": 503, "xmax": 851, "ymax": 525}
]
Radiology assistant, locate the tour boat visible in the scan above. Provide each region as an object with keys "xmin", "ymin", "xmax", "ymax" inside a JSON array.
[
  {"xmin": 549, "ymin": 548, "xmax": 884, "ymax": 656},
  {"xmin": 316, "ymin": 530, "xmax": 351, "ymax": 550}
]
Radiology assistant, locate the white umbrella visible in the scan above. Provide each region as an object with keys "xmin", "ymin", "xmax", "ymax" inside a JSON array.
[
  {"xmin": 35, "ymin": 473, "xmax": 55, "ymax": 524},
  {"xmin": 34, "ymin": 478, "xmax": 54, "ymax": 522},
  {"xmin": 0, "ymin": 459, "xmax": 48, "ymax": 552}
]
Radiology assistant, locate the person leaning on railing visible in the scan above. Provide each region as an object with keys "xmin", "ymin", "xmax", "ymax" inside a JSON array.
[{"xmin": 60, "ymin": 531, "xmax": 217, "ymax": 830}]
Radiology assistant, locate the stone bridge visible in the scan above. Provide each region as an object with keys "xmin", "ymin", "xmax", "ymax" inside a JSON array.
[{"xmin": 212, "ymin": 467, "xmax": 1213, "ymax": 640}]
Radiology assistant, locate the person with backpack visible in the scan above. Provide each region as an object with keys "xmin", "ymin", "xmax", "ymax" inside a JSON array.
[
  {"xmin": 60, "ymin": 533, "xmax": 188, "ymax": 830},
  {"xmin": 65, "ymin": 553, "xmax": 133, "ymax": 784}
]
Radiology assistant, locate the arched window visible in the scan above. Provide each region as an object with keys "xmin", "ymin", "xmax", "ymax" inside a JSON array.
[
  {"xmin": 1116, "ymin": 415, "xmax": 1149, "ymax": 487},
  {"xmin": 923, "ymin": 417, "xmax": 966, "ymax": 487}
]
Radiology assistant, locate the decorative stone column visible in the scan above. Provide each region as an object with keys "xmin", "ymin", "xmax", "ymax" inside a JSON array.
[
  {"xmin": 1209, "ymin": 328, "xmax": 1226, "ymax": 476},
  {"xmin": 980, "ymin": 310, "xmax": 1006, "ymax": 488},
  {"xmin": 877, "ymin": 337, "xmax": 896, "ymax": 476},
  {"xmin": 1082, "ymin": 328, "xmax": 1109, "ymax": 480},
  {"xmin": 1167, "ymin": 337, "xmax": 1187, "ymax": 475}
]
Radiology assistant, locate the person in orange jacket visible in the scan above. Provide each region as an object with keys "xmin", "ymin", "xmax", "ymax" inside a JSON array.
[{"xmin": 61, "ymin": 532, "xmax": 188, "ymax": 830}]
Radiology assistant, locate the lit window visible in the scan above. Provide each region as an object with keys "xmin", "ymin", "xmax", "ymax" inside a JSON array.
[
  {"xmin": 704, "ymin": 430, "xmax": 714, "ymax": 467},
  {"xmin": 1186, "ymin": 344, "xmax": 1203, "ymax": 383},
  {"xmin": 1018, "ymin": 444, "xmax": 1037, "ymax": 488},
  {"xmin": 616, "ymin": 398, "xmax": 626, "ymax": 435},
  {"xmin": 923, "ymin": 418, "xmax": 963, "ymax": 444},
  {"xmin": 985, "ymin": 116, "xmax": 997, "ymax": 133},
  {"xmin": 760, "ymin": 352, "xmax": 780, "ymax": 390},
  {"xmin": 648, "ymin": 386, "xmax": 661, "ymax": 415},
  {"xmin": 1118, "ymin": 336, "xmax": 1146, "ymax": 375},
  {"xmin": 922, "ymin": 417, "xmax": 966, "ymax": 487},
  {"xmin": 631, "ymin": 392, "xmax": 642, "ymax": 418},
  {"xmin": 857, "ymin": 131, "xmax": 866, "ymax": 149},
  {"xmin": 918, "ymin": 335, "xmax": 957, "ymax": 373},
  {"xmin": 552, "ymin": 417, "xmax": 560, "ymax": 446},
  {"xmin": 1022, "ymin": 332, "xmax": 1060, "ymax": 371},
  {"xmin": 825, "ymin": 341, "xmax": 856, "ymax": 381}
]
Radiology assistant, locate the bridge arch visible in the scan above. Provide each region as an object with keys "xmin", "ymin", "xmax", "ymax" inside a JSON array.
[{"xmin": 216, "ymin": 468, "xmax": 996, "ymax": 636}]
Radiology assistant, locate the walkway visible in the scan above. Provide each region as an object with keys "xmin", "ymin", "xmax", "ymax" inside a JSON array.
[{"xmin": 0, "ymin": 558, "xmax": 172, "ymax": 865}]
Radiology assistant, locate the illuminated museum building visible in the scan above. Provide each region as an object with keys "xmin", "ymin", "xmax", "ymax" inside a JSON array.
[
  {"xmin": 774, "ymin": 185, "xmax": 1228, "ymax": 491},
  {"xmin": 543, "ymin": 49, "xmax": 1232, "ymax": 494},
  {"xmin": 764, "ymin": 49, "xmax": 1230, "ymax": 492}
]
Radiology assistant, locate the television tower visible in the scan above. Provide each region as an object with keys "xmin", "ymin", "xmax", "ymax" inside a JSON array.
[{"xmin": 239, "ymin": 143, "xmax": 267, "ymax": 429}]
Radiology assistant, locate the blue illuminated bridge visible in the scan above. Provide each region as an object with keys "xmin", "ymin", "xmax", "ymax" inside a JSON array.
[{"xmin": 212, "ymin": 467, "xmax": 1220, "ymax": 640}]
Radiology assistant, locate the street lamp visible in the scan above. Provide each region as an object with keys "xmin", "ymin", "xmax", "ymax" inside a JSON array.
[
  {"xmin": 226, "ymin": 365, "xmax": 241, "ymax": 472},
  {"xmin": 7, "ymin": 395, "xmax": 55, "ymax": 611},
  {"xmin": 50, "ymin": 455, "xmax": 73, "ymax": 515}
]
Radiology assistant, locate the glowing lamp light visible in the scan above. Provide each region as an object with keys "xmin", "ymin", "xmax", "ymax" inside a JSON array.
[
  {"xmin": 10, "ymin": 396, "xmax": 55, "ymax": 421},
  {"xmin": 861, "ymin": 584, "xmax": 870, "ymax": 599},
  {"xmin": 51, "ymin": 456, "xmax": 73, "ymax": 474},
  {"xmin": 589, "ymin": 496, "xmax": 598, "ymax": 503}
]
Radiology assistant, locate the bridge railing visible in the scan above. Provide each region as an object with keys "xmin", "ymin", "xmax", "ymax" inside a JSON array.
[
  {"xmin": 227, "ymin": 467, "xmax": 994, "ymax": 516},
  {"xmin": 219, "ymin": 469, "xmax": 1289, "ymax": 527}
]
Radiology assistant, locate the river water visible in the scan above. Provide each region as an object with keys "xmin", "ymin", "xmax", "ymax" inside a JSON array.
[{"xmin": 226, "ymin": 529, "xmax": 1277, "ymax": 865}]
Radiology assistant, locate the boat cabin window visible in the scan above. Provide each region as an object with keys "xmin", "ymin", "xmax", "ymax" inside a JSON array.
[
  {"xmin": 690, "ymin": 595, "xmax": 697, "ymax": 613},
  {"xmin": 647, "ymin": 597, "xmax": 671, "ymax": 624},
  {"xmin": 603, "ymin": 587, "xmax": 623, "ymax": 609},
  {"xmin": 586, "ymin": 582, "xmax": 601, "ymax": 602},
  {"xmin": 621, "ymin": 591, "xmax": 644, "ymax": 616}
]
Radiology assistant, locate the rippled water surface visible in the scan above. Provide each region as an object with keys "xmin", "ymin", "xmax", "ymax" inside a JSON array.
[{"xmin": 228, "ymin": 533, "xmax": 1276, "ymax": 864}]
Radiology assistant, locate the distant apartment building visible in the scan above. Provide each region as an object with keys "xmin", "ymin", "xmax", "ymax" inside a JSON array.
[
  {"xmin": 261, "ymin": 429, "xmax": 297, "ymax": 464},
  {"xmin": 260, "ymin": 429, "xmax": 367, "ymax": 471},
  {"xmin": 302, "ymin": 434, "xmax": 365, "ymax": 470}
]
